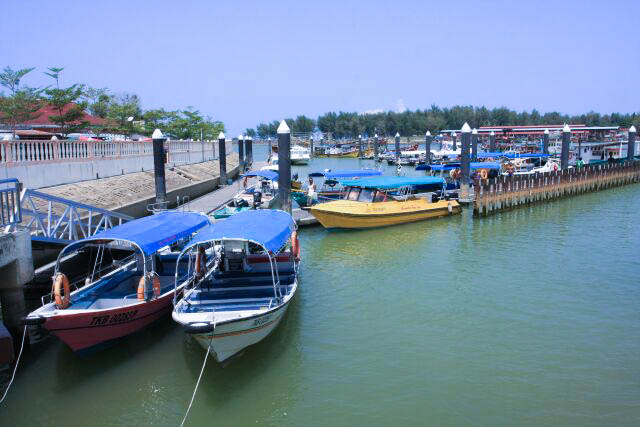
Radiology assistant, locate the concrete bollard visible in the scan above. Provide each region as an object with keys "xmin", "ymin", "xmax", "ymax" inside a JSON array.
[
  {"xmin": 471, "ymin": 128, "xmax": 478, "ymax": 161},
  {"xmin": 237, "ymin": 135, "xmax": 245, "ymax": 172},
  {"xmin": 395, "ymin": 132, "xmax": 400, "ymax": 164},
  {"xmin": 628, "ymin": 125, "xmax": 636, "ymax": 160},
  {"xmin": 267, "ymin": 137, "xmax": 272, "ymax": 160},
  {"xmin": 246, "ymin": 136, "xmax": 253, "ymax": 166},
  {"xmin": 561, "ymin": 124, "xmax": 571, "ymax": 169},
  {"xmin": 0, "ymin": 230, "xmax": 34, "ymax": 356},
  {"xmin": 543, "ymin": 128, "xmax": 549, "ymax": 154},
  {"xmin": 310, "ymin": 136, "xmax": 314, "ymax": 157},
  {"xmin": 374, "ymin": 134, "xmax": 379, "ymax": 162},
  {"xmin": 277, "ymin": 120, "xmax": 292, "ymax": 213},
  {"xmin": 452, "ymin": 132, "xmax": 457, "ymax": 151},
  {"xmin": 358, "ymin": 134, "xmax": 362, "ymax": 158},
  {"xmin": 425, "ymin": 130, "xmax": 432, "ymax": 165},
  {"xmin": 218, "ymin": 132, "xmax": 227, "ymax": 184},
  {"xmin": 489, "ymin": 130, "xmax": 496, "ymax": 152},
  {"xmin": 151, "ymin": 129, "xmax": 167, "ymax": 205}
]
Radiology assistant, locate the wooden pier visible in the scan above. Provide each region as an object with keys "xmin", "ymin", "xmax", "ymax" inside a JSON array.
[{"xmin": 473, "ymin": 160, "xmax": 640, "ymax": 217}]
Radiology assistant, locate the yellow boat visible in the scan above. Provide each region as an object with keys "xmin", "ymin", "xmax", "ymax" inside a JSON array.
[{"xmin": 310, "ymin": 176, "xmax": 461, "ymax": 229}]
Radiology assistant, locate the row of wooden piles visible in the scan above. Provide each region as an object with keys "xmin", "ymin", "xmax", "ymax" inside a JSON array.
[{"xmin": 473, "ymin": 160, "xmax": 640, "ymax": 217}]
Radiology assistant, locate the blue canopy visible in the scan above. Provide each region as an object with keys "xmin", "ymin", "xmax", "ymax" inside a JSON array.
[
  {"xmin": 477, "ymin": 152, "xmax": 549, "ymax": 159},
  {"xmin": 184, "ymin": 210, "xmax": 295, "ymax": 254},
  {"xmin": 309, "ymin": 169, "xmax": 383, "ymax": 179},
  {"xmin": 339, "ymin": 176, "xmax": 445, "ymax": 189},
  {"xmin": 241, "ymin": 170, "xmax": 278, "ymax": 180},
  {"xmin": 477, "ymin": 152, "xmax": 504, "ymax": 158},
  {"xmin": 73, "ymin": 211, "xmax": 209, "ymax": 256}
]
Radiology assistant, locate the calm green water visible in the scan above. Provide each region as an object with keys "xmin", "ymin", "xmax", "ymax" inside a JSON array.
[{"xmin": 2, "ymin": 150, "xmax": 640, "ymax": 426}]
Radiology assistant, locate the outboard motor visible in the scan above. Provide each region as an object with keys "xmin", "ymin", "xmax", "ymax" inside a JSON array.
[{"xmin": 253, "ymin": 190, "xmax": 262, "ymax": 208}]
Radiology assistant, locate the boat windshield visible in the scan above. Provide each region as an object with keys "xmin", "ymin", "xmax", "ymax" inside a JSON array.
[
  {"xmin": 358, "ymin": 188, "xmax": 375, "ymax": 202},
  {"xmin": 373, "ymin": 190, "xmax": 386, "ymax": 202},
  {"xmin": 345, "ymin": 187, "xmax": 360, "ymax": 201}
]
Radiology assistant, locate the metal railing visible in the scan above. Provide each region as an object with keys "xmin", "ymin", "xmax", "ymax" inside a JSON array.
[
  {"xmin": 0, "ymin": 178, "xmax": 22, "ymax": 226},
  {"xmin": 10, "ymin": 188, "xmax": 133, "ymax": 244}
]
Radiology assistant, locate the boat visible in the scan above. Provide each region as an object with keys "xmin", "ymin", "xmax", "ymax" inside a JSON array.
[
  {"xmin": 290, "ymin": 145, "xmax": 310, "ymax": 165},
  {"xmin": 421, "ymin": 162, "xmax": 502, "ymax": 198},
  {"xmin": 310, "ymin": 176, "xmax": 461, "ymax": 229},
  {"xmin": 172, "ymin": 210, "xmax": 299, "ymax": 362},
  {"xmin": 291, "ymin": 169, "xmax": 383, "ymax": 207},
  {"xmin": 24, "ymin": 211, "xmax": 210, "ymax": 352},
  {"xmin": 213, "ymin": 170, "xmax": 279, "ymax": 219}
]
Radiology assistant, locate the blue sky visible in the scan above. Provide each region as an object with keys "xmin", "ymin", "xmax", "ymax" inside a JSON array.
[{"xmin": 2, "ymin": 0, "xmax": 639, "ymax": 134}]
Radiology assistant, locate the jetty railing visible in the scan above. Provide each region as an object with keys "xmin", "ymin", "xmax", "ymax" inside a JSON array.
[
  {"xmin": 0, "ymin": 139, "xmax": 214, "ymax": 166},
  {"xmin": 473, "ymin": 160, "xmax": 640, "ymax": 217},
  {"xmin": 0, "ymin": 178, "xmax": 22, "ymax": 227}
]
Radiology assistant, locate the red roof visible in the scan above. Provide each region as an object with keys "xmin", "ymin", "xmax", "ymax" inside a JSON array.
[{"xmin": 21, "ymin": 104, "xmax": 106, "ymax": 127}]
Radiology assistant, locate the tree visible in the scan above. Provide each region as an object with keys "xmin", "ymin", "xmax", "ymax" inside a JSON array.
[
  {"xmin": 43, "ymin": 67, "xmax": 88, "ymax": 135},
  {"xmin": 0, "ymin": 67, "xmax": 43, "ymax": 139},
  {"xmin": 83, "ymin": 87, "xmax": 110, "ymax": 118},
  {"xmin": 245, "ymin": 128, "xmax": 256, "ymax": 137},
  {"xmin": 107, "ymin": 93, "xmax": 142, "ymax": 135}
]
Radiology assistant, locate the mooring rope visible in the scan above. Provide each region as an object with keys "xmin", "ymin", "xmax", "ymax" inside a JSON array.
[
  {"xmin": 0, "ymin": 324, "xmax": 27, "ymax": 405},
  {"xmin": 180, "ymin": 335, "xmax": 213, "ymax": 427}
]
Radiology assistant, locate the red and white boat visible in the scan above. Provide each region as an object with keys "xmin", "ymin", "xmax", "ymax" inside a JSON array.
[{"xmin": 25, "ymin": 211, "xmax": 209, "ymax": 352}]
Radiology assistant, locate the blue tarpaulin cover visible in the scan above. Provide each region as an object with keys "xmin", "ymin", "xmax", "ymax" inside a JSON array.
[
  {"xmin": 185, "ymin": 210, "xmax": 295, "ymax": 253},
  {"xmin": 339, "ymin": 176, "xmax": 445, "ymax": 189},
  {"xmin": 309, "ymin": 169, "xmax": 383, "ymax": 179},
  {"xmin": 426, "ymin": 162, "xmax": 501, "ymax": 171},
  {"xmin": 72, "ymin": 211, "xmax": 209, "ymax": 256},
  {"xmin": 241, "ymin": 170, "xmax": 278, "ymax": 180}
]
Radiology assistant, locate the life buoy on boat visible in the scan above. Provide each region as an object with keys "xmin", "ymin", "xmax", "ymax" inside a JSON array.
[
  {"xmin": 291, "ymin": 231, "xmax": 301, "ymax": 261},
  {"xmin": 53, "ymin": 273, "xmax": 71, "ymax": 309},
  {"xmin": 195, "ymin": 246, "xmax": 207, "ymax": 278},
  {"xmin": 450, "ymin": 169, "xmax": 461, "ymax": 180},
  {"xmin": 137, "ymin": 274, "xmax": 161, "ymax": 301},
  {"xmin": 480, "ymin": 169, "xmax": 488, "ymax": 180}
]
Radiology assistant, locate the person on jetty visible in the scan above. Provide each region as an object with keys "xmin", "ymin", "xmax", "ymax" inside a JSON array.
[
  {"xmin": 307, "ymin": 176, "xmax": 317, "ymax": 206},
  {"xmin": 576, "ymin": 157, "xmax": 585, "ymax": 168},
  {"xmin": 608, "ymin": 152, "xmax": 616, "ymax": 163}
]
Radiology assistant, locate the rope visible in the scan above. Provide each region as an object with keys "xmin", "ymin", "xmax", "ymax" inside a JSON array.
[
  {"xmin": 180, "ymin": 336, "xmax": 212, "ymax": 427},
  {"xmin": 0, "ymin": 324, "xmax": 27, "ymax": 405}
]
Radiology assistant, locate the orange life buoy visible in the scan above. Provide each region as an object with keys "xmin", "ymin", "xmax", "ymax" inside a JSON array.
[
  {"xmin": 450, "ymin": 168, "xmax": 460, "ymax": 180},
  {"xmin": 480, "ymin": 169, "xmax": 488, "ymax": 180},
  {"xmin": 53, "ymin": 273, "xmax": 71, "ymax": 309},
  {"xmin": 195, "ymin": 246, "xmax": 207, "ymax": 278},
  {"xmin": 137, "ymin": 274, "xmax": 161, "ymax": 301},
  {"xmin": 291, "ymin": 231, "xmax": 301, "ymax": 261}
]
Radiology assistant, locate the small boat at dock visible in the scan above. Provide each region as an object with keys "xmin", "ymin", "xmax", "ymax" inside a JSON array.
[
  {"xmin": 212, "ymin": 170, "xmax": 279, "ymax": 219},
  {"xmin": 172, "ymin": 210, "xmax": 299, "ymax": 362},
  {"xmin": 290, "ymin": 145, "xmax": 311, "ymax": 165},
  {"xmin": 291, "ymin": 169, "xmax": 383, "ymax": 207},
  {"xmin": 24, "ymin": 211, "xmax": 210, "ymax": 352},
  {"xmin": 310, "ymin": 176, "xmax": 461, "ymax": 229}
]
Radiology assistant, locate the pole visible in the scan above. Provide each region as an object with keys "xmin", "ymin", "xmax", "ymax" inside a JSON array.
[
  {"xmin": 489, "ymin": 131, "xmax": 496, "ymax": 152},
  {"xmin": 374, "ymin": 134, "xmax": 379, "ymax": 162},
  {"xmin": 561, "ymin": 124, "xmax": 571, "ymax": 169},
  {"xmin": 218, "ymin": 132, "xmax": 227, "ymax": 184},
  {"xmin": 471, "ymin": 128, "xmax": 478, "ymax": 161},
  {"xmin": 237, "ymin": 135, "xmax": 245, "ymax": 172},
  {"xmin": 460, "ymin": 123, "xmax": 471, "ymax": 185},
  {"xmin": 267, "ymin": 137, "xmax": 272, "ymax": 160},
  {"xmin": 394, "ymin": 132, "xmax": 400, "ymax": 164},
  {"xmin": 627, "ymin": 125, "xmax": 636, "ymax": 161},
  {"xmin": 358, "ymin": 134, "xmax": 362, "ymax": 158},
  {"xmin": 425, "ymin": 131, "xmax": 432, "ymax": 165},
  {"xmin": 310, "ymin": 136, "xmax": 314, "ymax": 157},
  {"xmin": 151, "ymin": 129, "xmax": 167, "ymax": 205},
  {"xmin": 246, "ymin": 136, "xmax": 253, "ymax": 167},
  {"xmin": 543, "ymin": 129, "xmax": 549, "ymax": 154},
  {"xmin": 277, "ymin": 120, "xmax": 292, "ymax": 213},
  {"xmin": 200, "ymin": 128, "xmax": 204, "ymax": 161},
  {"xmin": 452, "ymin": 132, "xmax": 457, "ymax": 151}
]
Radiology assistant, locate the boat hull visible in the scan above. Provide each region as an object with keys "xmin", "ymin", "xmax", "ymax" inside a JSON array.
[
  {"xmin": 291, "ymin": 158, "xmax": 310, "ymax": 165},
  {"xmin": 191, "ymin": 301, "xmax": 291, "ymax": 362},
  {"xmin": 42, "ymin": 292, "xmax": 175, "ymax": 352},
  {"xmin": 310, "ymin": 199, "xmax": 461, "ymax": 229}
]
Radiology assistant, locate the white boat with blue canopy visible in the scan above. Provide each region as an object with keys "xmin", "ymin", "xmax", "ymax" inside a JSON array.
[
  {"xmin": 25, "ymin": 211, "xmax": 210, "ymax": 352},
  {"xmin": 172, "ymin": 210, "xmax": 300, "ymax": 362}
]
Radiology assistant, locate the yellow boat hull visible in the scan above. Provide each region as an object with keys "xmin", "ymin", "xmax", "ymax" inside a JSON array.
[{"xmin": 310, "ymin": 198, "xmax": 461, "ymax": 229}]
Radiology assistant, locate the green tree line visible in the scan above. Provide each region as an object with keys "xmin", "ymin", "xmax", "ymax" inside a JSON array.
[
  {"xmin": 252, "ymin": 106, "xmax": 640, "ymax": 139},
  {"xmin": 0, "ymin": 66, "xmax": 224, "ymax": 139}
]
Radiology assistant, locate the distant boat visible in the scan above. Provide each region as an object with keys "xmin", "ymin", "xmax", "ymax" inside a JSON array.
[
  {"xmin": 25, "ymin": 211, "xmax": 209, "ymax": 352},
  {"xmin": 172, "ymin": 210, "xmax": 300, "ymax": 362},
  {"xmin": 310, "ymin": 176, "xmax": 461, "ymax": 229},
  {"xmin": 290, "ymin": 145, "xmax": 310, "ymax": 165}
]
